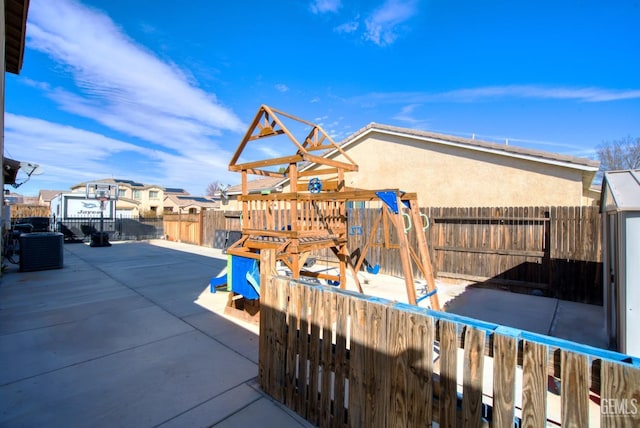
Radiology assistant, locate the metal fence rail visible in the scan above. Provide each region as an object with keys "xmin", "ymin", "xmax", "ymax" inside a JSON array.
[{"xmin": 54, "ymin": 217, "xmax": 164, "ymax": 242}]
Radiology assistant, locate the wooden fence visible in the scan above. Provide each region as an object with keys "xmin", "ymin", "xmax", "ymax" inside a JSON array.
[
  {"xmin": 9, "ymin": 204, "xmax": 50, "ymax": 219},
  {"xmin": 164, "ymin": 211, "xmax": 241, "ymax": 246},
  {"xmin": 163, "ymin": 213, "xmax": 203, "ymax": 245},
  {"xmin": 171, "ymin": 205, "xmax": 603, "ymax": 304},
  {"xmin": 346, "ymin": 206, "xmax": 602, "ymax": 304},
  {"xmin": 259, "ymin": 270, "xmax": 640, "ymax": 427}
]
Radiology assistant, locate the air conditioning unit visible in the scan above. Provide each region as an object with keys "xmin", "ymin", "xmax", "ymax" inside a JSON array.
[{"xmin": 19, "ymin": 232, "xmax": 64, "ymax": 272}]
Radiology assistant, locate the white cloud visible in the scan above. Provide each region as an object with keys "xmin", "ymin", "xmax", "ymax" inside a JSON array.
[
  {"xmin": 14, "ymin": 0, "xmax": 248, "ymax": 194},
  {"xmin": 392, "ymin": 104, "xmax": 428, "ymax": 126},
  {"xmin": 441, "ymin": 85, "xmax": 640, "ymax": 102},
  {"xmin": 275, "ymin": 83, "xmax": 290, "ymax": 92},
  {"xmin": 363, "ymin": 0, "xmax": 419, "ymax": 46},
  {"xmin": 335, "ymin": 20, "xmax": 359, "ymax": 34},
  {"xmin": 27, "ymin": 0, "xmax": 245, "ymax": 142},
  {"xmin": 310, "ymin": 0, "xmax": 342, "ymax": 14},
  {"xmin": 5, "ymin": 113, "xmax": 154, "ymax": 184},
  {"xmin": 4, "ymin": 113, "xmax": 236, "ymax": 194},
  {"xmin": 351, "ymin": 85, "xmax": 640, "ymax": 105}
]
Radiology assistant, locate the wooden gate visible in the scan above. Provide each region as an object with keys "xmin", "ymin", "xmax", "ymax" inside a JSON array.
[{"xmin": 162, "ymin": 213, "xmax": 202, "ymax": 245}]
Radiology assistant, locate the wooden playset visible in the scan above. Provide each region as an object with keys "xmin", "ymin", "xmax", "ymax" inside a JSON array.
[{"xmin": 222, "ymin": 105, "xmax": 440, "ymax": 314}]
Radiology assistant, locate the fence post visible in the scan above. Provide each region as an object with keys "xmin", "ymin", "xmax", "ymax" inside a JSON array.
[{"xmin": 198, "ymin": 210, "xmax": 204, "ymax": 246}]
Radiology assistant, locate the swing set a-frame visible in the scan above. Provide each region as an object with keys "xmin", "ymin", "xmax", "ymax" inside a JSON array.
[{"xmin": 225, "ymin": 105, "xmax": 440, "ymax": 311}]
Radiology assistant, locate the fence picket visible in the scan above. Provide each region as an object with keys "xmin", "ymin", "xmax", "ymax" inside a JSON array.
[
  {"xmin": 601, "ymin": 358, "xmax": 640, "ymax": 427},
  {"xmin": 561, "ymin": 350, "xmax": 589, "ymax": 427},
  {"xmin": 493, "ymin": 333, "xmax": 517, "ymax": 428},
  {"xmin": 462, "ymin": 326, "xmax": 486, "ymax": 428},
  {"xmin": 439, "ymin": 320, "xmax": 458, "ymax": 428},
  {"xmin": 262, "ymin": 278, "xmax": 639, "ymax": 428}
]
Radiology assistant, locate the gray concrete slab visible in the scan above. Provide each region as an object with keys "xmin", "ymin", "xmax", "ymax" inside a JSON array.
[
  {"xmin": 442, "ymin": 287, "xmax": 558, "ymax": 335},
  {"xmin": 212, "ymin": 395, "xmax": 312, "ymax": 428},
  {"xmin": 129, "ymin": 279, "xmax": 211, "ymax": 318},
  {"xmin": 0, "ymin": 241, "xmax": 314, "ymax": 428},
  {"xmin": 185, "ymin": 311, "xmax": 260, "ymax": 364},
  {"xmin": 0, "ymin": 331, "xmax": 258, "ymax": 427},
  {"xmin": 0, "ymin": 304, "xmax": 193, "ymax": 384},
  {"xmin": 549, "ymin": 300, "xmax": 608, "ymax": 348},
  {"xmin": 105, "ymin": 260, "xmax": 222, "ymax": 286},
  {"xmin": 157, "ymin": 383, "xmax": 263, "ymax": 428},
  {"xmin": 0, "ymin": 293, "xmax": 151, "ymax": 335}
]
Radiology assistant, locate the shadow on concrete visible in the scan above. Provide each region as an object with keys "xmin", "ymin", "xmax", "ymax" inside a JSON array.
[{"xmin": 469, "ymin": 260, "xmax": 602, "ymax": 305}]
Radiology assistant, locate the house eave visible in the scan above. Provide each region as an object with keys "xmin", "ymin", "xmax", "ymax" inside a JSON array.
[{"xmin": 342, "ymin": 126, "xmax": 600, "ymax": 173}]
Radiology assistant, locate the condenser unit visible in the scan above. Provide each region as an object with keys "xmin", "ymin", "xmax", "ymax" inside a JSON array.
[{"xmin": 19, "ymin": 232, "xmax": 64, "ymax": 272}]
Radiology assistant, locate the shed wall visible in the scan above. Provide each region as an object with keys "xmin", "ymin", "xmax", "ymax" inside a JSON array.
[{"xmin": 624, "ymin": 213, "xmax": 640, "ymax": 357}]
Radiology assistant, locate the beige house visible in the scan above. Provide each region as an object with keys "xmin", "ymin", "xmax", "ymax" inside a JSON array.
[
  {"xmin": 163, "ymin": 194, "xmax": 219, "ymax": 214},
  {"xmin": 70, "ymin": 179, "xmax": 190, "ymax": 217},
  {"xmin": 219, "ymin": 177, "xmax": 284, "ymax": 211},
  {"xmin": 68, "ymin": 179, "xmax": 222, "ymax": 217},
  {"xmin": 38, "ymin": 189, "xmax": 67, "ymax": 206},
  {"xmin": 223, "ymin": 123, "xmax": 600, "ymax": 208}
]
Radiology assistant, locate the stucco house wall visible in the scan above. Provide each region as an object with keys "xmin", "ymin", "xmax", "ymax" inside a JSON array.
[
  {"xmin": 331, "ymin": 131, "xmax": 597, "ymax": 207},
  {"xmin": 223, "ymin": 123, "xmax": 600, "ymax": 209}
]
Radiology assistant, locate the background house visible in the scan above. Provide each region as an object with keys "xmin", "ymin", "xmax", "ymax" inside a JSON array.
[
  {"xmin": 37, "ymin": 189, "xmax": 66, "ymax": 206},
  {"xmin": 163, "ymin": 194, "xmax": 219, "ymax": 214},
  {"xmin": 321, "ymin": 124, "xmax": 601, "ymax": 207},
  {"xmin": 221, "ymin": 123, "xmax": 600, "ymax": 209},
  {"xmin": 67, "ymin": 178, "xmax": 217, "ymax": 217},
  {"xmin": 70, "ymin": 179, "xmax": 166, "ymax": 217},
  {"xmin": 218, "ymin": 177, "xmax": 283, "ymax": 211}
]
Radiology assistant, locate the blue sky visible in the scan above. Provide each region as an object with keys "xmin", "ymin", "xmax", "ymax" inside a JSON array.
[{"xmin": 5, "ymin": 0, "xmax": 640, "ymax": 196}]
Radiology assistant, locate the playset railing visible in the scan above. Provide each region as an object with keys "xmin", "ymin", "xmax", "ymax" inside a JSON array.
[{"xmin": 239, "ymin": 192, "xmax": 347, "ymax": 237}]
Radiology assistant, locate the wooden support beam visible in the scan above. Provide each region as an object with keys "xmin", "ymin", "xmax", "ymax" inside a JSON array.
[
  {"xmin": 248, "ymin": 129, "xmax": 285, "ymax": 141},
  {"xmin": 229, "ymin": 104, "xmax": 265, "ymax": 167},
  {"xmin": 304, "ymin": 144, "xmax": 335, "ymax": 151},
  {"xmin": 409, "ymin": 202, "xmax": 440, "ymax": 310},
  {"xmin": 238, "ymin": 168, "xmax": 284, "ymax": 178},
  {"xmin": 291, "ymin": 253, "xmax": 300, "ymax": 280},
  {"xmin": 299, "ymin": 270, "xmax": 340, "ymax": 282},
  {"xmin": 296, "ymin": 179, "xmax": 341, "ymax": 192},
  {"xmin": 226, "ymin": 247, "xmax": 260, "ymax": 259},
  {"xmin": 298, "ymin": 167, "xmax": 340, "ymax": 177},
  {"xmin": 389, "ymin": 195, "xmax": 417, "ymax": 305},
  {"xmin": 289, "ymin": 163, "xmax": 299, "ymax": 232},
  {"xmin": 302, "ymin": 153, "xmax": 358, "ymax": 172},
  {"xmin": 241, "ymin": 171, "xmax": 248, "ymax": 230},
  {"xmin": 262, "ymin": 105, "xmax": 308, "ymax": 154},
  {"xmin": 229, "ymin": 154, "xmax": 304, "ymax": 171},
  {"xmin": 330, "ymin": 246, "xmax": 362, "ymax": 293}
]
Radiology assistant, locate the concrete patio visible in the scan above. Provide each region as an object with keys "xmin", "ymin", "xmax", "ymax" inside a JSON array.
[
  {"xmin": 0, "ymin": 238, "xmax": 610, "ymax": 427},
  {"xmin": 0, "ymin": 240, "xmax": 311, "ymax": 427}
]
